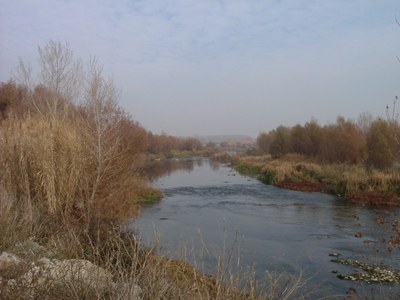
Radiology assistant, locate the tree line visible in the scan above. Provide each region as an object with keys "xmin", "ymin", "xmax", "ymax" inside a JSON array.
[
  {"xmin": 256, "ymin": 115, "xmax": 400, "ymax": 170},
  {"xmin": 0, "ymin": 80, "xmax": 203, "ymax": 158}
]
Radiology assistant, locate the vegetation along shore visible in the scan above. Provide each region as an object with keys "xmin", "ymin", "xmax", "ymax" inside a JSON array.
[
  {"xmin": 233, "ymin": 113, "xmax": 400, "ymax": 206},
  {"xmin": 1, "ymin": 40, "xmax": 400, "ymax": 298},
  {"xmin": 233, "ymin": 155, "xmax": 400, "ymax": 206}
]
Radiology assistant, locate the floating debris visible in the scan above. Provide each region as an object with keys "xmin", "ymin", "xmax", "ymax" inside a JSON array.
[
  {"xmin": 329, "ymin": 252, "xmax": 341, "ymax": 257},
  {"xmin": 363, "ymin": 239, "xmax": 374, "ymax": 245},
  {"xmin": 332, "ymin": 258, "xmax": 400, "ymax": 284},
  {"xmin": 354, "ymin": 232, "xmax": 363, "ymax": 238}
]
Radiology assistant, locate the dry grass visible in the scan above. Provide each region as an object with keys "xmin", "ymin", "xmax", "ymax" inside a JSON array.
[
  {"xmin": 234, "ymin": 155, "xmax": 400, "ymax": 203},
  {"xmin": 319, "ymin": 164, "xmax": 400, "ymax": 196},
  {"xmin": 259, "ymin": 160, "xmax": 322, "ymax": 185},
  {"xmin": 0, "ymin": 114, "xmax": 85, "ymax": 221}
]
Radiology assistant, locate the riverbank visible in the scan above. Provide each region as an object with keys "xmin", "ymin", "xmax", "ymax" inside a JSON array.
[
  {"xmin": 134, "ymin": 157, "xmax": 400, "ymax": 298},
  {"xmin": 0, "ymin": 185, "xmax": 263, "ymax": 299},
  {"xmin": 232, "ymin": 155, "xmax": 400, "ymax": 206},
  {"xmin": 1, "ymin": 236, "xmax": 236, "ymax": 299},
  {"xmin": 0, "ymin": 162, "xmax": 259, "ymax": 299},
  {"xmin": 0, "ymin": 225, "xmax": 253, "ymax": 299}
]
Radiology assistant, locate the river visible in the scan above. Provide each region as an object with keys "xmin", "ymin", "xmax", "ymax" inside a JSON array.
[{"xmin": 129, "ymin": 158, "xmax": 400, "ymax": 298}]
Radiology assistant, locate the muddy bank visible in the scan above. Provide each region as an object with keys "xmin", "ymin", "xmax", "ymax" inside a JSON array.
[{"xmin": 276, "ymin": 181, "xmax": 329, "ymax": 193}]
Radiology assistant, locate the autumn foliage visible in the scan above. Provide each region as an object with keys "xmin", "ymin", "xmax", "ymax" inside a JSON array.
[
  {"xmin": 366, "ymin": 119, "xmax": 397, "ymax": 169},
  {"xmin": 257, "ymin": 116, "xmax": 399, "ymax": 169},
  {"xmin": 0, "ymin": 42, "xmax": 158, "ymax": 232}
]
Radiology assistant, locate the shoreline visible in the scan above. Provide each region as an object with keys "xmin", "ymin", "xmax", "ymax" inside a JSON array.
[{"xmin": 232, "ymin": 156, "xmax": 400, "ymax": 206}]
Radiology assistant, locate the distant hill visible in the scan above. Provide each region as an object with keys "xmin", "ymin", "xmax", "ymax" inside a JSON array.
[{"xmin": 196, "ymin": 135, "xmax": 254, "ymax": 144}]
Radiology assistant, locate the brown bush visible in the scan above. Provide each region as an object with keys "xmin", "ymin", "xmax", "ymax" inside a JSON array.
[
  {"xmin": 0, "ymin": 42, "xmax": 151, "ymax": 231},
  {"xmin": 366, "ymin": 119, "xmax": 396, "ymax": 170},
  {"xmin": 320, "ymin": 117, "xmax": 365, "ymax": 164},
  {"xmin": 0, "ymin": 81, "xmax": 28, "ymax": 118}
]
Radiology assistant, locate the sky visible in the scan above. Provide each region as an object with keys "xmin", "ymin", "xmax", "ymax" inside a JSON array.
[{"xmin": 1, "ymin": 1, "xmax": 400, "ymax": 137}]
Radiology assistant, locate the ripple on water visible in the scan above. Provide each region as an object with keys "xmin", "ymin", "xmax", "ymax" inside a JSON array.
[{"xmin": 135, "ymin": 159, "xmax": 400, "ymax": 298}]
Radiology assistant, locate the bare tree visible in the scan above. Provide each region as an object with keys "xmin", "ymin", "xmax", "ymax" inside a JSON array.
[
  {"xmin": 15, "ymin": 57, "xmax": 33, "ymax": 89},
  {"xmin": 85, "ymin": 59, "xmax": 118, "ymax": 195},
  {"xmin": 15, "ymin": 40, "xmax": 83, "ymax": 116},
  {"xmin": 38, "ymin": 40, "xmax": 83, "ymax": 114},
  {"xmin": 80, "ymin": 58, "xmax": 137, "ymax": 223}
]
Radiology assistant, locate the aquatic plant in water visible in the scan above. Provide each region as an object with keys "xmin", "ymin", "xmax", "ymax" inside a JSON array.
[{"xmin": 332, "ymin": 258, "xmax": 400, "ymax": 284}]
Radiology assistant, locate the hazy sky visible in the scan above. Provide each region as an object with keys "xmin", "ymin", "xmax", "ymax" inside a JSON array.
[{"xmin": 2, "ymin": 1, "xmax": 400, "ymax": 137}]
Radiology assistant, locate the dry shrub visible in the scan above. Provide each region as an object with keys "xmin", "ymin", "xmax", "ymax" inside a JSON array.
[
  {"xmin": 0, "ymin": 187, "xmax": 34, "ymax": 251},
  {"xmin": 0, "ymin": 114, "xmax": 85, "ymax": 225},
  {"xmin": 0, "ymin": 109, "xmax": 150, "ymax": 233},
  {"xmin": 319, "ymin": 164, "xmax": 400, "ymax": 196},
  {"xmin": 368, "ymin": 170, "xmax": 400, "ymax": 193},
  {"xmin": 258, "ymin": 160, "xmax": 322, "ymax": 185}
]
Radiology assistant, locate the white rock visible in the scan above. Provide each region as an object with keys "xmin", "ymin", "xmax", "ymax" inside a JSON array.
[
  {"xmin": 0, "ymin": 252, "xmax": 22, "ymax": 270},
  {"xmin": 20, "ymin": 258, "xmax": 112, "ymax": 291}
]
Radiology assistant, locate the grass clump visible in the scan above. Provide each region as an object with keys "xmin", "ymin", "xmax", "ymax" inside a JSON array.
[
  {"xmin": 234, "ymin": 155, "xmax": 400, "ymax": 205},
  {"xmin": 235, "ymin": 163, "xmax": 264, "ymax": 177},
  {"xmin": 137, "ymin": 187, "xmax": 164, "ymax": 203}
]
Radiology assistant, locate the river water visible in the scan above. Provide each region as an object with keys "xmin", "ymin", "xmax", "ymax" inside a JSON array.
[{"xmin": 129, "ymin": 158, "xmax": 400, "ymax": 298}]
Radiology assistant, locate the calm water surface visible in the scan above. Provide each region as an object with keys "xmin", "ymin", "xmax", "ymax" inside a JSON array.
[{"xmin": 129, "ymin": 158, "xmax": 400, "ymax": 298}]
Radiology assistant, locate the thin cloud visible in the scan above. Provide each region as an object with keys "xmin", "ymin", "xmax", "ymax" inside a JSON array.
[{"xmin": 1, "ymin": 1, "xmax": 400, "ymax": 136}]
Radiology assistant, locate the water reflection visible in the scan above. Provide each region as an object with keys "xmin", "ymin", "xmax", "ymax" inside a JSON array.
[{"xmin": 143, "ymin": 158, "xmax": 210, "ymax": 182}]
